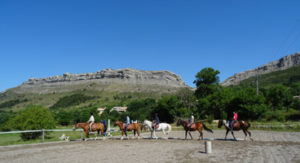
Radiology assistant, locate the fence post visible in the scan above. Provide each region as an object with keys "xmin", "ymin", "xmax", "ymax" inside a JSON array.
[
  {"xmin": 205, "ymin": 141, "xmax": 212, "ymax": 154},
  {"xmin": 108, "ymin": 119, "xmax": 111, "ymax": 136},
  {"xmin": 42, "ymin": 129, "xmax": 45, "ymax": 142}
]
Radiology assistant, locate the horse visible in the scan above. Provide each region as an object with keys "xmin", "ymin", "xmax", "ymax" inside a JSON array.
[
  {"xmin": 143, "ymin": 120, "xmax": 172, "ymax": 139},
  {"xmin": 73, "ymin": 122, "xmax": 106, "ymax": 140},
  {"xmin": 176, "ymin": 119, "xmax": 213, "ymax": 140},
  {"xmin": 137, "ymin": 122, "xmax": 147, "ymax": 132},
  {"xmin": 218, "ymin": 120, "xmax": 253, "ymax": 141},
  {"xmin": 114, "ymin": 121, "xmax": 140, "ymax": 139}
]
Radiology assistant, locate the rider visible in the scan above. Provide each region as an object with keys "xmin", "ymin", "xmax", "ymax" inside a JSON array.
[
  {"xmin": 125, "ymin": 114, "xmax": 130, "ymax": 132},
  {"xmin": 153, "ymin": 113, "xmax": 160, "ymax": 130},
  {"xmin": 87, "ymin": 112, "xmax": 95, "ymax": 132},
  {"xmin": 230, "ymin": 112, "xmax": 238, "ymax": 131},
  {"xmin": 188, "ymin": 113, "xmax": 194, "ymax": 130}
]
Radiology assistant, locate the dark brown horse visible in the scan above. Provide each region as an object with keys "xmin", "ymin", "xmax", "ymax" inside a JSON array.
[
  {"xmin": 176, "ymin": 119, "xmax": 213, "ymax": 140},
  {"xmin": 218, "ymin": 120, "xmax": 253, "ymax": 141},
  {"xmin": 114, "ymin": 121, "xmax": 140, "ymax": 139},
  {"xmin": 73, "ymin": 122, "xmax": 106, "ymax": 139}
]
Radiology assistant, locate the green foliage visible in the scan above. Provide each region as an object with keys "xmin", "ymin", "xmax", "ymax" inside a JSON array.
[
  {"xmin": 265, "ymin": 84, "xmax": 293, "ymax": 110},
  {"xmin": 151, "ymin": 96, "xmax": 178, "ymax": 123},
  {"xmin": 194, "ymin": 67, "xmax": 220, "ymax": 98},
  {"xmin": 127, "ymin": 98, "xmax": 155, "ymax": 121},
  {"xmin": 50, "ymin": 94, "xmax": 94, "ymax": 109},
  {"xmin": 53, "ymin": 110, "xmax": 73, "ymax": 126},
  {"xmin": 52, "ymin": 106, "xmax": 101, "ymax": 125},
  {"xmin": 0, "ymin": 110, "xmax": 15, "ymax": 130},
  {"xmin": 291, "ymin": 82, "xmax": 300, "ymax": 96},
  {"xmin": 5, "ymin": 105, "xmax": 56, "ymax": 140},
  {"xmin": 0, "ymin": 99, "xmax": 28, "ymax": 108},
  {"xmin": 238, "ymin": 66, "xmax": 300, "ymax": 89}
]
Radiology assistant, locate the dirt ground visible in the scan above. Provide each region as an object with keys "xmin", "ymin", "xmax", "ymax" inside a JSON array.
[{"xmin": 0, "ymin": 130, "xmax": 300, "ymax": 163}]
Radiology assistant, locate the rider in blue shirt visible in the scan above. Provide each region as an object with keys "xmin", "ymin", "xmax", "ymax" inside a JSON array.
[
  {"xmin": 125, "ymin": 114, "xmax": 130, "ymax": 132},
  {"xmin": 153, "ymin": 113, "xmax": 160, "ymax": 129}
]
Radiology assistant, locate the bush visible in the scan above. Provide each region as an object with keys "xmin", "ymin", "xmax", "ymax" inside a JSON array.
[
  {"xmin": 6, "ymin": 105, "xmax": 56, "ymax": 140},
  {"xmin": 262, "ymin": 110, "xmax": 286, "ymax": 122}
]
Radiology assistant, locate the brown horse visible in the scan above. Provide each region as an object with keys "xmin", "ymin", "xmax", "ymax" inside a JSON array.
[
  {"xmin": 73, "ymin": 122, "xmax": 106, "ymax": 139},
  {"xmin": 176, "ymin": 119, "xmax": 213, "ymax": 140},
  {"xmin": 114, "ymin": 121, "xmax": 140, "ymax": 139},
  {"xmin": 218, "ymin": 120, "xmax": 253, "ymax": 141},
  {"xmin": 137, "ymin": 122, "xmax": 147, "ymax": 132}
]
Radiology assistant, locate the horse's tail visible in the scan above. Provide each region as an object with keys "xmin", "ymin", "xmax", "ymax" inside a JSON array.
[
  {"xmin": 203, "ymin": 123, "xmax": 213, "ymax": 133},
  {"xmin": 167, "ymin": 124, "xmax": 172, "ymax": 135},
  {"xmin": 245, "ymin": 122, "xmax": 251, "ymax": 130}
]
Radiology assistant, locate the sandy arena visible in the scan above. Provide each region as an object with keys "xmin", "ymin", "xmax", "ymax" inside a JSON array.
[{"xmin": 0, "ymin": 130, "xmax": 300, "ymax": 163}]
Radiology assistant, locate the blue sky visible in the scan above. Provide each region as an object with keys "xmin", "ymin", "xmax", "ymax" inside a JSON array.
[{"xmin": 0, "ymin": 0, "xmax": 300, "ymax": 91}]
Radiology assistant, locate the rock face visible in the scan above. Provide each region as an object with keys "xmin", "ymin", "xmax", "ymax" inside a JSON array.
[
  {"xmin": 14, "ymin": 68, "xmax": 187, "ymax": 94},
  {"xmin": 222, "ymin": 52, "xmax": 300, "ymax": 87}
]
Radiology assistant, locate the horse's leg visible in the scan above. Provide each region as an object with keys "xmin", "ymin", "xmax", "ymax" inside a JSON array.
[
  {"xmin": 153, "ymin": 130, "xmax": 157, "ymax": 139},
  {"xmin": 189, "ymin": 131, "xmax": 193, "ymax": 140},
  {"xmin": 225, "ymin": 129, "xmax": 229, "ymax": 140},
  {"xmin": 246, "ymin": 130, "xmax": 253, "ymax": 141},
  {"xmin": 121, "ymin": 131, "xmax": 124, "ymax": 140},
  {"xmin": 85, "ymin": 131, "xmax": 89, "ymax": 141},
  {"xmin": 231, "ymin": 130, "xmax": 237, "ymax": 141},
  {"xmin": 243, "ymin": 129, "xmax": 247, "ymax": 140},
  {"xmin": 200, "ymin": 132, "xmax": 203, "ymax": 140},
  {"xmin": 137, "ymin": 130, "xmax": 140, "ymax": 139},
  {"xmin": 95, "ymin": 130, "xmax": 99, "ymax": 140},
  {"xmin": 162, "ymin": 129, "xmax": 166, "ymax": 136},
  {"xmin": 185, "ymin": 130, "xmax": 188, "ymax": 140},
  {"xmin": 151, "ymin": 130, "xmax": 153, "ymax": 138}
]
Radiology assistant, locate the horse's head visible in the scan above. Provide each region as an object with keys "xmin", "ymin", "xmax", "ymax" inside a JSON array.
[
  {"xmin": 143, "ymin": 120, "xmax": 151, "ymax": 127},
  {"xmin": 176, "ymin": 119, "xmax": 182, "ymax": 126},
  {"xmin": 114, "ymin": 121, "xmax": 122, "ymax": 127},
  {"xmin": 217, "ymin": 120, "xmax": 223, "ymax": 128},
  {"xmin": 73, "ymin": 123, "xmax": 78, "ymax": 131}
]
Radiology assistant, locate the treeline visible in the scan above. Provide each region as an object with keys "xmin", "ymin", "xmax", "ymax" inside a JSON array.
[{"xmin": 1, "ymin": 67, "xmax": 300, "ymax": 135}]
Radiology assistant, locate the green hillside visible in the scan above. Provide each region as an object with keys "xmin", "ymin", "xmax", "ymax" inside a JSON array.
[{"xmin": 237, "ymin": 66, "xmax": 300, "ymax": 90}]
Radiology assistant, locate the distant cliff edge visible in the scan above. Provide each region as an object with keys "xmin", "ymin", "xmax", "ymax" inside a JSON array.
[{"xmin": 222, "ymin": 52, "xmax": 300, "ymax": 87}]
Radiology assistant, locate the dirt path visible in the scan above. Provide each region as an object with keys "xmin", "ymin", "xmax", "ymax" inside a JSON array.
[{"xmin": 0, "ymin": 130, "xmax": 300, "ymax": 163}]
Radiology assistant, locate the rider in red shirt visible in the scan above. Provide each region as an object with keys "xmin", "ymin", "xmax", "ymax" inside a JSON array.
[{"xmin": 230, "ymin": 112, "xmax": 238, "ymax": 131}]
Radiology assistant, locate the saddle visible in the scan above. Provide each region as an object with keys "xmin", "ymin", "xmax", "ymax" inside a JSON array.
[
  {"xmin": 190, "ymin": 123, "xmax": 196, "ymax": 129},
  {"xmin": 186, "ymin": 122, "xmax": 195, "ymax": 129},
  {"xmin": 155, "ymin": 124, "xmax": 159, "ymax": 129},
  {"xmin": 89, "ymin": 123, "xmax": 96, "ymax": 131},
  {"xmin": 123, "ymin": 124, "xmax": 132, "ymax": 130}
]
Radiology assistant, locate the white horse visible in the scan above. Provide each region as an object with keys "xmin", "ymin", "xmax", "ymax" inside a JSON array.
[{"xmin": 143, "ymin": 120, "xmax": 172, "ymax": 139}]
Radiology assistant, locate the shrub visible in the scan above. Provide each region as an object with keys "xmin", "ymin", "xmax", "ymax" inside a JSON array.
[{"xmin": 6, "ymin": 105, "xmax": 56, "ymax": 140}]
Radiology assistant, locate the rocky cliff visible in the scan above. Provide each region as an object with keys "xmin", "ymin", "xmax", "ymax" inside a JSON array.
[
  {"xmin": 222, "ymin": 52, "xmax": 300, "ymax": 87},
  {"xmin": 11, "ymin": 68, "xmax": 188, "ymax": 94}
]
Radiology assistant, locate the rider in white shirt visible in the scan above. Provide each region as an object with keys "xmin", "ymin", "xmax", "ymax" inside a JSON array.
[
  {"xmin": 87, "ymin": 112, "xmax": 95, "ymax": 132},
  {"xmin": 188, "ymin": 113, "xmax": 194, "ymax": 130}
]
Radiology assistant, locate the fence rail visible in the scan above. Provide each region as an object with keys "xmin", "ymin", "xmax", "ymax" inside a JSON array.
[{"xmin": 1, "ymin": 122, "xmax": 299, "ymax": 143}]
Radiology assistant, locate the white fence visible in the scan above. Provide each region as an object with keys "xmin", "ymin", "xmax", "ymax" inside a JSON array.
[{"xmin": 0, "ymin": 119, "xmax": 120, "ymax": 142}]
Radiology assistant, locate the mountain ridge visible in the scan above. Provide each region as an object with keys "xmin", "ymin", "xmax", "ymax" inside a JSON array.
[{"xmin": 222, "ymin": 52, "xmax": 300, "ymax": 86}]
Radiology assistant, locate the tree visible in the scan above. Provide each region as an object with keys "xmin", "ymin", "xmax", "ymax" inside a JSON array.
[
  {"xmin": 266, "ymin": 84, "xmax": 292, "ymax": 110},
  {"xmin": 194, "ymin": 67, "xmax": 220, "ymax": 98},
  {"xmin": 127, "ymin": 98, "xmax": 155, "ymax": 121},
  {"xmin": 6, "ymin": 105, "xmax": 56, "ymax": 140},
  {"xmin": 151, "ymin": 96, "xmax": 178, "ymax": 123}
]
